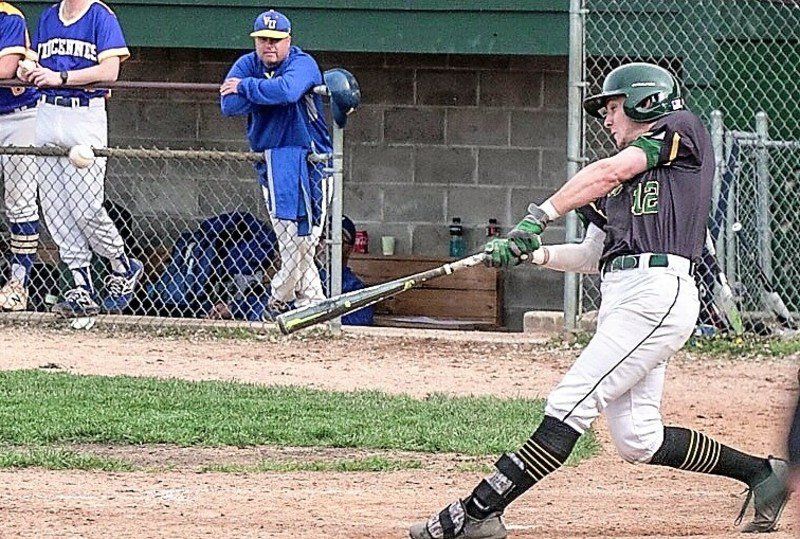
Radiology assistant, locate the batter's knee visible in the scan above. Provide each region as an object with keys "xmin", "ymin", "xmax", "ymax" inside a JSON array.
[
  {"xmin": 614, "ymin": 440, "xmax": 657, "ymax": 464},
  {"xmin": 608, "ymin": 418, "xmax": 664, "ymax": 464}
]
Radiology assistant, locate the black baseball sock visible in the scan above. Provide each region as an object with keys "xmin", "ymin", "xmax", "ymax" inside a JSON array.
[
  {"xmin": 464, "ymin": 415, "xmax": 580, "ymax": 520},
  {"xmin": 649, "ymin": 426, "xmax": 771, "ymax": 487}
]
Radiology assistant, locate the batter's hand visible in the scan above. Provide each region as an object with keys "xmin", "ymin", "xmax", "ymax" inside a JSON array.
[
  {"xmin": 27, "ymin": 66, "xmax": 61, "ymax": 87},
  {"xmin": 220, "ymin": 78, "xmax": 242, "ymax": 96},
  {"xmin": 507, "ymin": 203, "xmax": 550, "ymax": 257},
  {"xmin": 484, "ymin": 238, "xmax": 524, "ymax": 268}
]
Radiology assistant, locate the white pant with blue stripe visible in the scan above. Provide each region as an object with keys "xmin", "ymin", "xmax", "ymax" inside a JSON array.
[{"xmin": 262, "ymin": 180, "xmax": 330, "ymax": 308}]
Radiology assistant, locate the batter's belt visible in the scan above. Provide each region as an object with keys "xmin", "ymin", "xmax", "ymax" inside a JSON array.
[{"xmin": 602, "ymin": 252, "xmax": 695, "ymax": 277}]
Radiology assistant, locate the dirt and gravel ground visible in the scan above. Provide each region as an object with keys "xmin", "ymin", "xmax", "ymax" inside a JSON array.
[{"xmin": 0, "ymin": 324, "xmax": 797, "ymax": 538}]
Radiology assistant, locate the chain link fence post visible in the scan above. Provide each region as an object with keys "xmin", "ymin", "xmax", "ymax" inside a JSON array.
[
  {"xmin": 328, "ymin": 124, "xmax": 345, "ymax": 333},
  {"xmin": 564, "ymin": 0, "xmax": 587, "ymax": 332}
]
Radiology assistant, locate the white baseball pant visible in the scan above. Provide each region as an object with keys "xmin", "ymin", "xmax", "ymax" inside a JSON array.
[
  {"xmin": 545, "ymin": 257, "xmax": 700, "ymax": 463},
  {"xmin": 35, "ymin": 99, "xmax": 125, "ymax": 269},
  {"xmin": 0, "ymin": 107, "xmax": 38, "ymax": 224},
  {"xmin": 262, "ymin": 177, "xmax": 330, "ymax": 308}
]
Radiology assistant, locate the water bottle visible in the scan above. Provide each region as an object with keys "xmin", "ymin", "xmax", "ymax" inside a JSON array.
[
  {"xmin": 486, "ymin": 218, "xmax": 500, "ymax": 238},
  {"xmin": 449, "ymin": 217, "xmax": 466, "ymax": 258}
]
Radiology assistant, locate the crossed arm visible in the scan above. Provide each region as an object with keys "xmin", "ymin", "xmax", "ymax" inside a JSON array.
[{"xmin": 220, "ymin": 56, "xmax": 317, "ymax": 116}]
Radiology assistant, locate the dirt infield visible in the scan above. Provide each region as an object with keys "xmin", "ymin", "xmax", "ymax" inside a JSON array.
[{"xmin": 0, "ymin": 324, "xmax": 797, "ymax": 538}]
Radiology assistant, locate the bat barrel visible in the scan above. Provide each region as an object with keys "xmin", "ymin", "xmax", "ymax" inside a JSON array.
[{"xmin": 275, "ymin": 253, "xmax": 489, "ymax": 334}]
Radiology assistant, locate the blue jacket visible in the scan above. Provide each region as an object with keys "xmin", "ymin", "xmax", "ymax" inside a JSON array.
[
  {"xmin": 221, "ymin": 46, "xmax": 332, "ymax": 235},
  {"xmin": 147, "ymin": 212, "xmax": 276, "ymax": 317},
  {"xmin": 220, "ymin": 46, "xmax": 332, "ymax": 153}
]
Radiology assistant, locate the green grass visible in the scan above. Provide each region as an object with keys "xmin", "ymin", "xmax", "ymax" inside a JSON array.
[
  {"xmin": 685, "ymin": 334, "xmax": 800, "ymax": 357},
  {"xmin": 0, "ymin": 370, "xmax": 598, "ymax": 461},
  {"xmin": 552, "ymin": 331, "xmax": 800, "ymax": 358},
  {"xmin": 198, "ymin": 456, "xmax": 423, "ymax": 473},
  {"xmin": 0, "ymin": 446, "xmax": 133, "ymax": 471}
]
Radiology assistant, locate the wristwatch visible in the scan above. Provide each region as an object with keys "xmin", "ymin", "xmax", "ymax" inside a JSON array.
[{"xmin": 59, "ymin": 71, "xmax": 69, "ymax": 85}]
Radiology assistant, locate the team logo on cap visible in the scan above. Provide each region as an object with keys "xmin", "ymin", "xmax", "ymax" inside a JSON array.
[{"xmin": 263, "ymin": 15, "xmax": 277, "ymax": 29}]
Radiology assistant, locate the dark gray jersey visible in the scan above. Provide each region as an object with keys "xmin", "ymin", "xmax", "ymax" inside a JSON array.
[{"xmin": 600, "ymin": 110, "xmax": 714, "ymax": 265}]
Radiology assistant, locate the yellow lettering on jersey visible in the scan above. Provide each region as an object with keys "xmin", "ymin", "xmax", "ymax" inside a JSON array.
[{"xmin": 668, "ymin": 132, "xmax": 681, "ymax": 163}]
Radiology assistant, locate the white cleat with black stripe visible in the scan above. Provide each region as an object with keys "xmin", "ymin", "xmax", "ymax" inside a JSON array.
[{"xmin": 409, "ymin": 500, "xmax": 507, "ymax": 539}]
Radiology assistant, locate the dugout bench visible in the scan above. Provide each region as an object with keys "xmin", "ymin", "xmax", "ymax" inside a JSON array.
[{"xmin": 348, "ymin": 253, "xmax": 503, "ymax": 330}]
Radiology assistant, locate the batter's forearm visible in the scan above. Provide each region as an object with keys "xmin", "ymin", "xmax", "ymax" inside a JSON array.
[
  {"xmin": 534, "ymin": 223, "xmax": 605, "ymax": 274},
  {"xmin": 541, "ymin": 147, "xmax": 649, "ymax": 220}
]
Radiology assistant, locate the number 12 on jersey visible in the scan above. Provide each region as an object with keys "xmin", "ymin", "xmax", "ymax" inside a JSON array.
[{"xmin": 631, "ymin": 180, "xmax": 659, "ymax": 216}]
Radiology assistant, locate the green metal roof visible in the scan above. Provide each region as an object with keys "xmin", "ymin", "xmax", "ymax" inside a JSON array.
[{"xmin": 16, "ymin": 1, "xmax": 569, "ymax": 54}]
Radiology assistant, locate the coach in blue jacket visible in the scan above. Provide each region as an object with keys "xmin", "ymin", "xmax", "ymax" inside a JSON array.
[{"xmin": 220, "ymin": 9, "xmax": 333, "ymax": 318}]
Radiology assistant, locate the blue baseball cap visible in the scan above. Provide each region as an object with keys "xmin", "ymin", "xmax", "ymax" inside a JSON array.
[
  {"xmin": 342, "ymin": 215, "xmax": 356, "ymax": 246},
  {"xmin": 250, "ymin": 10, "xmax": 291, "ymax": 39}
]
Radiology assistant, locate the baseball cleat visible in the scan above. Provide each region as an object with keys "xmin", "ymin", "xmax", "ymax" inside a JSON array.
[
  {"xmin": 409, "ymin": 500, "xmax": 507, "ymax": 539},
  {"xmin": 52, "ymin": 287, "xmax": 101, "ymax": 318},
  {"xmin": 736, "ymin": 456, "xmax": 791, "ymax": 533},
  {"xmin": 262, "ymin": 297, "xmax": 294, "ymax": 322},
  {"xmin": 0, "ymin": 280, "xmax": 28, "ymax": 311},
  {"xmin": 70, "ymin": 317, "xmax": 96, "ymax": 330},
  {"xmin": 101, "ymin": 258, "xmax": 143, "ymax": 313}
]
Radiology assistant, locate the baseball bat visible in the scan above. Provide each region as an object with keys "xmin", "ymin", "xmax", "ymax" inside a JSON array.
[
  {"xmin": 703, "ymin": 229, "xmax": 744, "ymax": 335},
  {"xmin": 276, "ymin": 253, "xmax": 500, "ymax": 335}
]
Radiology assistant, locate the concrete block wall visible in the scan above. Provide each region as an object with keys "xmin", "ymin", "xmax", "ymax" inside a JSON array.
[
  {"xmin": 335, "ymin": 53, "xmax": 569, "ymax": 329},
  {"xmin": 42, "ymin": 47, "xmax": 569, "ymax": 330}
]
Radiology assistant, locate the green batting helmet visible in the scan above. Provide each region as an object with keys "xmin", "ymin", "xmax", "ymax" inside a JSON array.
[{"xmin": 583, "ymin": 62, "xmax": 684, "ymax": 122}]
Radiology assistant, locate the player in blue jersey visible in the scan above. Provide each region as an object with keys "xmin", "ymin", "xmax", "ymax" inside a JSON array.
[
  {"xmin": 220, "ymin": 9, "xmax": 333, "ymax": 318},
  {"xmin": 0, "ymin": 3, "xmax": 39, "ymax": 311},
  {"xmin": 19, "ymin": 0, "xmax": 142, "ymax": 317}
]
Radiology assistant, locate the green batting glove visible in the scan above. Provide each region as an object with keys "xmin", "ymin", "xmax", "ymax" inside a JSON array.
[
  {"xmin": 484, "ymin": 238, "xmax": 521, "ymax": 268},
  {"xmin": 507, "ymin": 203, "xmax": 550, "ymax": 256}
]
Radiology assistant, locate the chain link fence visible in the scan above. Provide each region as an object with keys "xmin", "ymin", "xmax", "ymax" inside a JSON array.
[
  {"xmin": 576, "ymin": 0, "xmax": 800, "ymax": 332},
  {"xmin": 0, "ymin": 117, "xmax": 340, "ymax": 328}
]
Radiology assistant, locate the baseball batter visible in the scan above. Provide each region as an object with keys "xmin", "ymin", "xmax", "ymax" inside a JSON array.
[
  {"xmin": 21, "ymin": 0, "xmax": 142, "ymax": 317},
  {"xmin": 0, "ymin": 2, "xmax": 39, "ymax": 311},
  {"xmin": 410, "ymin": 63, "xmax": 790, "ymax": 539},
  {"xmin": 220, "ymin": 9, "xmax": 333, "ymax": 318}
]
